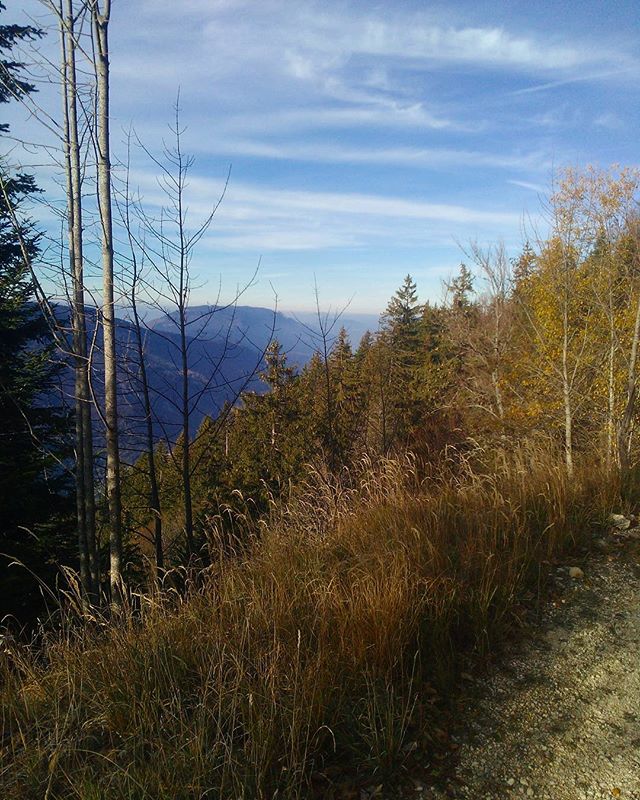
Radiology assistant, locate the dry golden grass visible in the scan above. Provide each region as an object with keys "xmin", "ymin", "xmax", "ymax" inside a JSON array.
[{"xmin": 0, "ymin": 444, "xmax": 619, "ymax": 799}]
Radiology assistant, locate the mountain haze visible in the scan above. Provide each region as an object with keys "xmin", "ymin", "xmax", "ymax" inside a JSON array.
[{"xmin": 62, "ymin": 305, "xmax": 380, "ymax": 461}]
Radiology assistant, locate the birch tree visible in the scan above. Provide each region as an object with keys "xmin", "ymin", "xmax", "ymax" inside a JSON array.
[
  {"xmin": 2, "ymin": 0, "xmax": 100, "ymax": 599},
  {"xmin": 91, "ymin": 0, "xmax": 122, "ymax": 595},
  {"xmin": 59, "ymin": 0, "xmax": 98, "ymax": 597}
]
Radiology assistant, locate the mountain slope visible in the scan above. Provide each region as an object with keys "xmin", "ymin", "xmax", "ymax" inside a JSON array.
[{"xmin": 53, "ymin": 304, "xmax": 379, "ymax": 461}]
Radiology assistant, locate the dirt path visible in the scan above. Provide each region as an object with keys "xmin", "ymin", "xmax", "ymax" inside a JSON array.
[{"xmin": 425, "ymin": 531, "xmax": 640, "ymax": 800}]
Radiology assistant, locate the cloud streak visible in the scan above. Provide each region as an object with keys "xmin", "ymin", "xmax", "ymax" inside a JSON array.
[
  {"xmin": 509, "ymin": 68, "xmax": 636, "ymax": 96},
  {"xmin": 126, "ymin": 169, "xmax": 524, "ymax": 252},
  {"xmin": 185, "ymin": 138, "xmax": 553, "ymax": 172}
]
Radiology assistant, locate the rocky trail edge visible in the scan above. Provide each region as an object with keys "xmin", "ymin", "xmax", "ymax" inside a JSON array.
[{"xmin": 421, "ymin": 517, "xmax": 640, "ymax": 800}]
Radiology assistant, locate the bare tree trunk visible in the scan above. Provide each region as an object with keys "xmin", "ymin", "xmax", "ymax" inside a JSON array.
[
  {"xmin": 120, "ymin": 146, "xmax": 164, "ymax": 574},
  {"xmin": 60, "ymin": 5, "xmax": 88, "ymax": 597},
  {"xmin": 92, "ymin": 0, "xmax": 122, "ymax": 596},
  {"xmin": 491, "ymin": 368, "xmax": 505, "ymax": 421},
  {"xmin": 618, "ymin": 290, "xmax": 640, "ymax": 471},
  {"xmin": 132, "ymin": 307, "xmax": 164, "ymax": 572},
  {"xmin": 562, "ymin": 305, "xmax": 574, "ymax": 479},
  {"xmin": 174, "ymin": 127, "xmax": 195, "ymax": 557},
  {"xmin": 61, "ymin": 0, "xmax": 98, "ymax": 598},
  {"xmin": 318, "ymin": 326, "xmax": 336, "ymax": 470},
  {"xmin": 379, "ymin": 367, "xmax": 388, "ymax": 454},
  {"xmin": 131, "ymin": 110, "xmax": 250, "ymax": 563},
  {"xmin": 491, "ymin": 300, "xmax": 505, "ymax": 426},
  {"xmin": 607, "ymin": 309, "xmax": 616, "ymax": 471},
  {"xmin": 179, "ymin": 302, "xmax": 194, "ymax": 556}
]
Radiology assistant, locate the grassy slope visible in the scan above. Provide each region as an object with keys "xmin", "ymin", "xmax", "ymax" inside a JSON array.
[{"xmin": 0, "ymin": 447, "xmax": 619, "ymax": 799}]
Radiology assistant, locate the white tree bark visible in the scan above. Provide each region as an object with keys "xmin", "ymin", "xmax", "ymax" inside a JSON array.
[
  {"xmin": 60, "ymin": 0, "xmax": 98, "ymax": 598},
  {"xmin": 92, "ymin": 0, "xmax": 122, "ymax": 597}
]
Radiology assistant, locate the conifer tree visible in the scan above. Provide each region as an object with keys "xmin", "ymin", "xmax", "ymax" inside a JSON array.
[
  {"xmin": 0, "ymin": 2, "xmax": 42, "ymax": 131},
  {"xmin": 0, "ymin": 166, "xmax": 74, "ymax": 615},
  {"xmin": 228, "ymin": 341, "xmax": 310, "ymax": 508},
  {"xmin": 379, "ymin": 275, "xmax": 426, "ymax": 448},
  {"xmin": 327, "ymin": 327, "xmax": 364, "ymax": 463},
  {"xmin": 0, "ymin": 4, "xmax": 73, "ymax": 615},
  {"xmin": 448, "ymin": 263, "xmax": 475, "ymax": 314},
  {"xmin": 384, "ymin": 274, "xmax": 422, "ymax": 339}
]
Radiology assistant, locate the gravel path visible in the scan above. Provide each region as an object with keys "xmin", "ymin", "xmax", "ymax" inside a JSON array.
[{"xmin": 426, "ymin": 530, "xmax": 640, "ymax": 800}]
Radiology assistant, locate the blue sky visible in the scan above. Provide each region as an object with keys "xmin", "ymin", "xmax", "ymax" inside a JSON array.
[{"xmin": 7, "ymin": 0, "xmax": 640, "ymax": 312}]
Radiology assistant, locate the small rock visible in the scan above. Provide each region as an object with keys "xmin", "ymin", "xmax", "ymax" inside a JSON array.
[
  {"xmin": 569, "ymin": 567, "xmax": 584, "ymax": 579},
  {"xmin": 507, "ymin": 778, "xmax": 515, "ymax": 787},
  {"xmin": 609, "ymin": 514, "xmax": 631, "ymax": 530}
]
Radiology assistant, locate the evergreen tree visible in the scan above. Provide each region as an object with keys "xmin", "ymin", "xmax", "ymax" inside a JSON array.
[
  {"xmin": 190, "ymin": 413, "xmax": 231, "ymax": 523},
  {"xmin": 383, "ymin": 274, "xmax": 422, "ymax": 341},
  {"xmin": 379, "ymin": 275, "xmax": 427, "ymax": 449},
  {"xmin": 0, "ymin": 6, "xmax": 73, "ymax": 617},
  {"xmin": 227, "ymin": 341, "xmax": 311, "ymax": 509},
  {"xmin": 0, "ymin": 166, "xmax": 74, "ymax": 617},
  {"xmin": 448, "ymin": 263, "xmax": 475, "ymax": 314},
  {"xmin": 0, "ymin": 2, "xmax": 42, "ymax": 133},
  {"xmin": 417, "ymin": 301, "xmax": 453, "ymax": 407},
  {"xmin": 352, "ymin": 330, "xmax": 377, "ymax": 451},
  {"xmin": 326, "ymin": 327, "xmax": 363, "ymax": 464}
]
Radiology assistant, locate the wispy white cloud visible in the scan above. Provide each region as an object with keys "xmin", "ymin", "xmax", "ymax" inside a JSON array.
[
  {"xmin": 226, "ymin": 183, "xmax": 521, "ymax": 226},
  {"xmin": 126, "ymin": 168, "xmax": 524, "ymax": 252},
  {"xmin": 185, "ymin": 138, "xmax": 552, "ymax": 173},
  {"xmin": 508, "ymin": 179, "xmax": 547, "ymax": 194},
  {"xmin": 593, "ymin": 112, "xmax": 624, "ymax": 130},
  {"xmin": 219, "ymin": 104, "xmax": 468, "ymax": 134},
  {"xmin": 509, "ymin": 68, "xmax": 635, "ymax": 96},
  {"xmin": 311, "ymin": 21, "xmax": 596, "ymax": 72},
  {"xmin": 96, "ymin": 0, "xmax": 636, "ymax": 195},
  {"xmin": 112, "ymin": 2, "xmax": 635, "ymax": 107}
]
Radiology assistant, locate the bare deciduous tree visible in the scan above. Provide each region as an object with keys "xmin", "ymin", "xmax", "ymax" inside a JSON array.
[
  {"xmin": 90, "ymin": 0, "xmax": 122, "ymax": 596},
  {"xmin": 59, "ymin": 0, "xmax": 98, "ymax": 597}
]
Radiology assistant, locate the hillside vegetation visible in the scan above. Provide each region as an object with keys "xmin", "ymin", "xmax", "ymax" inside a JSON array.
[
  {"xmin": 2, "ymin": 10, "xmax": 640, "ymax": 795},
  {"xmin": 0, "ymin": 446, "xmax": 619, "ymax": 799}
]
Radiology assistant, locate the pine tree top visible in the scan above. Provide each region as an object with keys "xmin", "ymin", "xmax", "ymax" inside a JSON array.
[
  {"xmin": 448, "ymin": 264, "xmax": 474, "ymax": 311},
  {"xmin": 384, "ymin": 274, "xmax": 422, "ymax": 328}
]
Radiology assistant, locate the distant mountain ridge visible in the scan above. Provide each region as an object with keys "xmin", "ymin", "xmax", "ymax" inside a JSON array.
[
  {"xmin": 145, "ymin": 305, "xmax": 380, "ymax": 370},
  {"xmin": 54, "ymin": 304, "xmax": 380, "ymax": 462}
]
